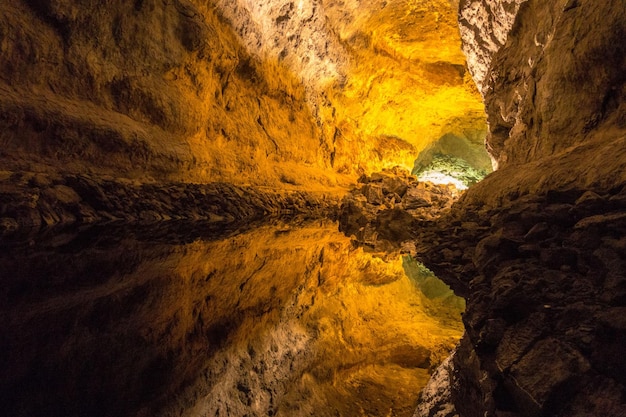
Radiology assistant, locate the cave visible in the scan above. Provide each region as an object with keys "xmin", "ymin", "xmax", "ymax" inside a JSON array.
[{"xmin": 1, "ymin": 1, "xmax": 625, "ymax": 416}]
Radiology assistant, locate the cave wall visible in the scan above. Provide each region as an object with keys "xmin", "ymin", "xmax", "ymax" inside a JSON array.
[
  {"xmin": 460, "ymin": 0, "xmax": 626, "ymax": 189},
  {"xmin": 208, "ymin": 0, "xmax": 488, "ymax": 174},
  {"xmin": 321, "ymin": 0, "xmax": 487, "ymax": 174},
  {"xmin": 414, "ymin": 1, "xmax": 626, "ymax": 416},
  {"xmin": 0, "ymin": 0, "xmax": 487, "ymax": 190},
  {"xmin": 0, "ymin": 0, "xmax": 337, "ymax": 188}
]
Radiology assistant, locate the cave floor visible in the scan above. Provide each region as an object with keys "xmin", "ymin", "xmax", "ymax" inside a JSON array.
[{"xmin": 0, "ymin": 220, "xmax": 463, "ymax": 417}]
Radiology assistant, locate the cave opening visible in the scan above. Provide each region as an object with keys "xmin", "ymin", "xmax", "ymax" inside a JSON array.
[{"xmin": 411, "ymin": 129, "xmax": 492, "ymax": 190}]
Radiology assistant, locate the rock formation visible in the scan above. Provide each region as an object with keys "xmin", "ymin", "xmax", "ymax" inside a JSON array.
[
  {"xmin": 460, "ymin": 0, "xmax": 626, "ymax": 175},
  {"xmin": 0, "ymin": 0, "xmax": 484, "ymax": 196},
  {"xmin": 415, "ymin": 187, "xmax": 626, "ymax": 417},
  {"xmin": 0, "ymin": 1, "xmax": 475, "ymax": 416},
  {"xmin": 0, "ymin": 0, "xmax": 347, "ymax": 190},
  {"xmin": 413, "ymin": 1, "xmax": 626, "ymax": 416},
  {"xmin": 1, "ymin": 0, "xmax": 625, "ymax": 416},
  {"xmin": 338, "ymin": 167, "xmax": 460, "ymax": 254},
  {"xmin": 1, "ymin": 222, "xmax": 464, "ymax": 417}
]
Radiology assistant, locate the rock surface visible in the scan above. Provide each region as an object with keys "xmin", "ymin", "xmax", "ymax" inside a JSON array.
[
  {"xmin": 338, "ymin": 168, "xmax": 460, "ymax": 254},
  {"xmin": 0, "ymin": 171, "xmax": 340, "ymax": 238},
  {"xmin": 0, "ymin": 222, "xmax": 463, "ymax": 417},
  {"xmin": 461, "ymin": 0, "xmax": 626, "ymax": 174},
  {"xmin": 0, "ymin": 1, "xmax": 339, "ymax": 187},
  {"xmin": 458, "ymin": 0, "xmax": 528, "ymax": 95},
  {"xmin": 0, "ymin": 0, "xmax": 485, "ymax": 188},
  {"xmin": 410, "ymin": 1, "xmax": 626, "ymax": 416},
  {"xmin": 413, "ymin": 186, "xmax": 626, "ymax": 416},
  {"xmin": 2, "ymin": 0, "xmax": 626, "ymax": 416},
  {"xmin": 413, "ymin": 352, "xmax": 459, "ymax": 417}
]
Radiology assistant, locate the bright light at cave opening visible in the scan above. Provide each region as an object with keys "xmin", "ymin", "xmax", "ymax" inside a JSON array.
[{"xmin": 417, "ymin": 171, "xmax": 468, "ymax": 190}]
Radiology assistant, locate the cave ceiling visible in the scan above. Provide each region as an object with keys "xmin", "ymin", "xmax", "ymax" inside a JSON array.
[
  {"xmin": 214, "ymin": 0, "xmax": 486, "ymax": 174},
  {"xmin": 0, "ymin": 0, "xmax": 486, "ymax": 188}
]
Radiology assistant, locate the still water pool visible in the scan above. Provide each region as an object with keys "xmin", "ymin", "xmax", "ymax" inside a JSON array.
[{"xmin": 0, "ymin": 220, "xmax": 462, "ymax": 417}]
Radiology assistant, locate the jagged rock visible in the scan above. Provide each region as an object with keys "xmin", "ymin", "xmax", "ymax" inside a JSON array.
[
  {"xmin": 459, "ymin": 0, "xmax": 626, "ymax": 186},
  {"xmin": 495, "ymin": 312, "xmax": 546, "ymax": 371},
  {"xmin": 361, "ymin": 183, "xmax": 385, "ymax": 205},
  {"xmin": 339, "ymin": 169, "xmax": 460, "ymax": 252},
  {"xmin": 375, "ymin": 208, "xmax": 416, "ymax": 242},
  {"xmin": 412, "ymin": 3, "xmax": 626, "ymax": 413},
  {"xmin": 0, "ymin": 217, "xmax": 19, "ymax": 236},
  {"xmin": 403, "ymin": 187, "xmax": 433, "ymax": 210},
  {"xmin": 523, "ymin": 222, "xmax": 550, "ymax": 241},
  {"xmin": 508, "ymin": 338, "xmax": 591, "ymax": 415},
  {"xmin": 413, "ymin": 352, "xmax": 459, "ymax": 417},
  {"xmin": 413, "ymin": 186, "xmax": 626, "ymax": 416},
  {"xmin": 0, "ymin": 172, "xmax": 341, "ymax": 236},
  {"xmin": 0, "ymin": 0, "xmax": 624, "ymax": 416},
  {"xmin": 382, "ymin": 175, "xmax": 409, "ymax": 197}
]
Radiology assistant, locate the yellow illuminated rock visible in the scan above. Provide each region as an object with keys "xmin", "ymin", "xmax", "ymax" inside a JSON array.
[
  {"xmin": 2, "ymin": 1, "xmax": 626, "ymax": 416},
  {"xmin": 1, "ymin": 2, "xmax": 474, "ymax": 416},
  {"xmin": 158, "ymin": 223, "xmax": 464, "ymax": 416},
  {"xmin": 0, "ymin": 1, "xmax": 484, "ymax": 191},
  {"xmin": 322, "ymin": 0, "xmax": 486, "ymax": 174}
]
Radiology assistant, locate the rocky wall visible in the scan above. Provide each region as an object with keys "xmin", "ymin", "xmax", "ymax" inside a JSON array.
[
  {"xmin": 412, "ymin": 1, "xmax": 626, "ymax": 416},
  {"xmin": 415, "ymin": 186, "xmax": 626, "ymax": 417},
  {"xmin": 0, "ymin": 1, "xmax": 339, "ymax": 188},
  {"xmin": 0, "ymin": 171, "xmax": 341, "ymax": 239},
  {"xmin": 338, "ymin": 168, "xmax": 460, "ymax": 254},
  {"xmin": 458, "ymin": 0, "xmax": 528, "ymax": 95},
  {"xmin": 460, "ymin": 0, "xmax": 626, "ymax": 174},
  {"xmin": 0, "ymin": 0, "xmax": 488, "ymax": 189},
  {"xmin": 210, "ymin": 0, "xmax": 488, "ymax": 174}
]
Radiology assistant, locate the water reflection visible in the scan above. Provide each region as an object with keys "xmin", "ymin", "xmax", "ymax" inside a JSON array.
[{"xmin": 0, "ymin": 221, "xmax": 463, "ymax": 417}]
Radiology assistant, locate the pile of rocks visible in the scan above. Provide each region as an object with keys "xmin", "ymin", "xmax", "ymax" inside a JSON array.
[
  {"xmin": 0, "ymin": 172, "xmax": 340, "ymax": 239},
  {"xmin": 338, "ymin": 167, "xmax": 460, "ymax": 253},
  {"xmin": 414, "ymin": 186, "xmax": 626, "ymax": 417}
]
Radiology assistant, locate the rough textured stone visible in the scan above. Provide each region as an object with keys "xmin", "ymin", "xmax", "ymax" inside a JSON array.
[
  {"xmin": 0, "ymin": 222, "xmax": 463, "ymax": 417},
  {"xmin": 460, "ymin": 0, "xmax": 626, "ymax": 176},
  {"xmin": 413, "ymin": 352, "xmax": 460, "ymax": 417},
  {"xmin": 0, "ymin": 0, "xmax": 485, "ymax": 188},
  {"xmin": 338, "ymin": 168, "xmax": 460, "ymax": 253},
  {"xmin": 2, "ymin": 0, "xmax": 626, "ymax": 416},
  {"xmin": 413, "ymin": 187, "xmax": 626, "ymax": 417},
  {"xmin": 412, "ymin": 9, "xmax": 626, "ymax": 414},
  {"xmin": 459, "ymin": 0, "xmax": 528, "ymax": 95},
  {"xmin": 0, "ymin": 1, "xmax": 340, "ymax": 188},
  {"xmin": 0, "ymin": 172, "xmax": 341, "ymax": 237}
]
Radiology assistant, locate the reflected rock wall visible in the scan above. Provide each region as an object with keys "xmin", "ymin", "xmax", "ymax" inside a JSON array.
[{"xmin": 1, "ymin": 223, "xmax": 462, "ymax": 417}]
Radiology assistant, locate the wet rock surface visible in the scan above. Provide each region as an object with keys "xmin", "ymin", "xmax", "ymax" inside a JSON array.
[
  {"xmin": 338, "ymin": 168, "xmax": 460, "ymax": 254},
  {"xmin": 0, "ymin": 171, "xmax": 340, "ymax": 239},
  {"xmin": 413, "ymin": 185, "xmax": 626, "ymax": 417}
]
